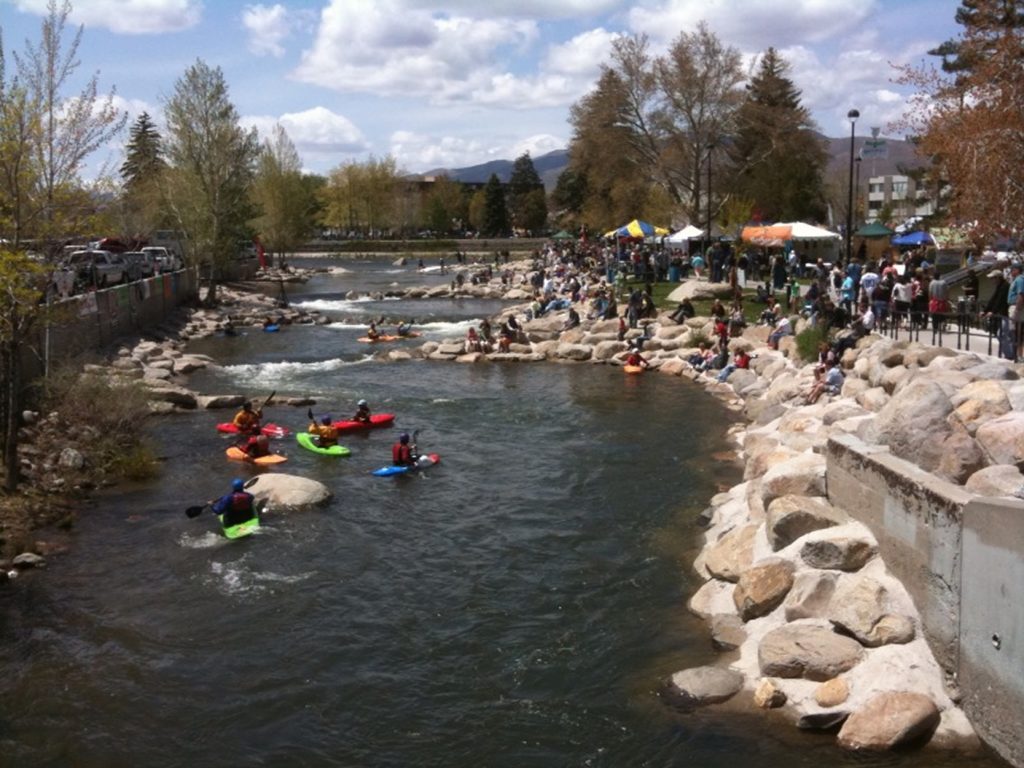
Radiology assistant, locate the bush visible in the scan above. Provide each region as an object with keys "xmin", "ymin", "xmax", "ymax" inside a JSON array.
[{"xmin": 795, "ymin": 325, "xmax": 831, "ymax": 363}]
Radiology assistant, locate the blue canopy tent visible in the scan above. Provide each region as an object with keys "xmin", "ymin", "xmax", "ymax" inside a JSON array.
[{"xmin": 891, "ymin": 230, "xmax": 935, "ymax": 246}]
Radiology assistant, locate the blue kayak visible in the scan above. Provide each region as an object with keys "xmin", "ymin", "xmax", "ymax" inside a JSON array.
[
  {"xmin": 372, "ymin": 453, "xmax": 440, "ymax": 477},
  {"xmin": 263, "ymin": 324, "xmax": 280, "ymax": 332}
]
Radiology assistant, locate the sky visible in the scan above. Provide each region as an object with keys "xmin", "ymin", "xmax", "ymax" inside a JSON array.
[{"xmin": 1, "ymin": 0, "xmax": 965, "ymax": 178}]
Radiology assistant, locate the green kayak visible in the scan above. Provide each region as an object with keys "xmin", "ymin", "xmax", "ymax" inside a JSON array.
[
  {"xmin": 219, "ymin": 514, "xmax": 260, "ymax": 539},
  {"xmin": 296, "ymin": 432, "xmax": 351, "ymax": 457}
]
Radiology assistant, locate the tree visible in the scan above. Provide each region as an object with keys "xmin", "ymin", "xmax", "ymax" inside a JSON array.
[
  {"xmin": 0, "ymin": 61, "xmax": 42, "ymax": 250},
  {"xmin": 319, "ymin": 156, "xmax": 402, "ymax": 237},
  {"xmin": 481, "ymin": 174, "xmax": 509, "ymax": 236},
  {"xmin": 14, "ymin": 0, "xmax": 125, "ymax": 251},
  {"xmin": 251, "ymin": 124, "xmax": 314, "ymax": 263},
  {"xmin": 507, "ymin": 153, "xmax": 547, "ymax": 234},
  {"xmin": 897, "ymin": 0, "xmax": 1024, "ymax": 238},
  {"xmin": 730, "ymin": 48, "xmax": 828, "ymax": 222},
  {"xmin": 162, "ymin": 59, "xmax": 259, "ymax": 303},
  {"xmin": 119, "ymin": 112, "xmax": 166, "ymax": 237},
  {"xmin": 421, "ymin": 175, "xmax": 467, "ymax": 235}
]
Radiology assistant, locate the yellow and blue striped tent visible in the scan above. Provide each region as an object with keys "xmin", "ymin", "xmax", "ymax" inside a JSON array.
[{"xmin": 604, "ymin": 219, "xmax": 670, "ymax": 239}]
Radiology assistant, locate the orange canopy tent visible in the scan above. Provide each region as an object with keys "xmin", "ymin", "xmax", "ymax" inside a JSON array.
[{"xmin": 741, "ymin": 224, "xmax": 793, "ymax": 246}]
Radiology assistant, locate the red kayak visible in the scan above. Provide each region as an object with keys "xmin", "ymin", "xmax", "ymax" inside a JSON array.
[
  {"xmin": 331, "ymin": 413, "xmax": 395, "ymax": 433},
  {"xmin": 216, "ymin": 422, "xmax": 291, "ymax": 438}
]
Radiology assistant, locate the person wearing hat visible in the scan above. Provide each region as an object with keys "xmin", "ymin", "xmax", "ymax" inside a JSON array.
[
  {"xmin": 210, "ymin": 478, "xmax": 257, "ymax": 530},
  {"xmin": 308, "ymin": 414, "xmax": 339, "ymax": 448},
  {"xmin": 983, "ymin": 267, "xmax": 1012, "ymax": 358},
  {"xmin": 392, "ymin": 432, "xmax": 418, "ymax": 467},
  {"xmin": 352, "ymin": 399, "xmax": 372, "ymax": 424},
  {"xmin": 1007, "ymin": 262, "xmax": 1024, "ymax": 361}
]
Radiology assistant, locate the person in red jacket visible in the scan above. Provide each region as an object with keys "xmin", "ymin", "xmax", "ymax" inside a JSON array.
[
  {"xmin": 239, "ymin": 433, "xmax": 271, "ymax": 459},
  {"xmin": 392, "ymin": 432, "xmax": 418, "ymax": 466}
]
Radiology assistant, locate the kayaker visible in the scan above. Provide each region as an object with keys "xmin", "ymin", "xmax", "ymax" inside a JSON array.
[
  {"xmin": 211, "ymin": 478, "xmax": 257, "ymax": 529},
  {"xmin": 232, "ymin": 400, "xmax": 262, "ymax": 435},
  {"xmin": 396, "ymin": 321, "xmax": 414, "ymax": 337},
  {"xmin": 239, "ymin": 433, "xmax": 272, "ymax": 459},
  {"xmin": 392, "ymin": 432, "xmax": 418, "ymax": 466},
  {"xmin": 308, "ymin": 414, "xmax": 339, "ymax": 448},
  {"xmin": 367, "ymin": 320, "xmax": 380, "ymax": 341},
  {"xmin": 625, "ymin": 348, "xmax": 650, "ymax": 369},
  {"xmin": 353, "ymin": 399, "xmax": 372, "ymax": 424}
]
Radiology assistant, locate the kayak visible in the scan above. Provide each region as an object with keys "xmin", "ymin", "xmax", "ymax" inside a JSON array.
[
  {"xmin": 331, "ymin": 413, "xmax": 395, "ymax": 432},
  {"xmin": 296, "ymin": 432, "xmax": 352, "ymax": 457},
  {"xmin": 216, "ymin": 423, "xmax": 291, "ymax": 438},
  {"xmin": 219, "ymin": 514, "xmax": 260, "ymax": 539},
  {"xmin": 357, "ymin": 335, "xmax": 400, "ymax": 343},
  {"xmin": 225, "ymin": 446, "xmax": 288, "ymax": 465},
  {"xmin": 623, "ymin": 365, "xmax": 645, "ymax": 374},
  {"xmin": 372, "ymin": 453, "xmax": 440, "ymax": 477},
  {"xmin": 263, "ymin": 324, "xmax": 280, "ymax": 332}
]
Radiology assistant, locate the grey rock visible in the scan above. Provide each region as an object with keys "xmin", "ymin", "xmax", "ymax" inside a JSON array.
[
  {"xmin": 783, "ymin": 570, "xmax": 838, "ymax": 621},
  {"xmin": 57, "ymin": 447, "xmax": 85, "ymax": 470},
  {"xmin": 709, "ymin": 614, "xmax": 747, "ymax": 651},
  {"xmin": 766, "ymin": 495, "xmax": 847, "ymax": 550},
  {"xmin": 800, "ymin": 538, "xmax": 877, "ymax": 571},
  {"xmin": 827, "ymin": 577, "xmax": 916, "ymax": 647},
  {"xmin": 758, "ymin": 623, "xmax": 864, "ymax": 680},
  {"xmin": 704, "ymin": 524, "xmax": 758, "ymax": 583},
  {"xmin": 664, "ymin": 665, "xmax": 744, "ymax": 709},
  {"xmin": 965, "ymin": 464, "xmax": 1024, "ymax": 497},
  {"xmin": 12, "ymin": 552, "xmax": 46, "ymax": 568}
]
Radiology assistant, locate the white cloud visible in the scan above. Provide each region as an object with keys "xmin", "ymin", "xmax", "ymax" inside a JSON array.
[
  {"xmin": 241, "ymin": 106, "xmax": 369, "ymax": 158},
  {"xmin": 627, "ymin": 0, "xmax": 877, "ymax": 49},
  {"xmin": 403, "ymin": 0, "xmax": 623, "ymax": 19},
  {"xmin": 13, "ymin": 0, "xmax": 201, "ymax": 34},
  {"xmin": 388, "ymin": 129, "xmax": 566, "ymax": 172},
  {"xmin": 242, "ymin": 4, "xmax": 291, "ymax": 58},
  {"xmin": 544, "ymin": 28, "xmax": 619, "ymax": 77}
]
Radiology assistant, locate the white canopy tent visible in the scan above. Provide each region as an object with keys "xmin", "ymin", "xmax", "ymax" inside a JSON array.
[{"xmin": 666, "ymin": 225, "xmax": 704, "ymax": 243}]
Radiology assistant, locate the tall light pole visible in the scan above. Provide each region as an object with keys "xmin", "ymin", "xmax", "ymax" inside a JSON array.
[
  {"xmin": 846, "ymin": 109, "xmax": 859, "ymax": 265},
  {"xmin": 854, "ymin": 156, "xmax": 862, "ymax": 226},
  {"xmin": 706, "ymin": 143, "xmax": 714, "ymax": 257}
]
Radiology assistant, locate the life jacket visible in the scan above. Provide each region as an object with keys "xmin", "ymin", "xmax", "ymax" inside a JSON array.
[
  {"xmin": 221, "ymin": 491, "xmax": 255, "ymax": 527},
  {"xmin": 393, "ymin": 443, "xmax": 413, "ymax": 465},
  {"xmin": 234, "ymin": 410, "xmax": 260, "ymax": 432}
]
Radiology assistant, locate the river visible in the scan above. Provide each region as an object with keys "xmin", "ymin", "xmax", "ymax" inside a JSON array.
[{"xmin": 0, "ymin": 258, "xmax": 1006, "ymax": 767}]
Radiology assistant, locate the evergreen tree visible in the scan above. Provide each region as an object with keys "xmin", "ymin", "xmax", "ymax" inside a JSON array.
[
  {"xmin": 481, "ymin": 173, "xmax": 509, "ymax": 236},
  {"xmin": 729, "ymin": 48, "xmax": 828, "ymax": 222},
  {"xmin": 507, "ymin": 152, "xmax": 547, "ymax": 234},
  {"xmin": 120, "ymin": 112, "xmax": 164, "ymax": 190}
]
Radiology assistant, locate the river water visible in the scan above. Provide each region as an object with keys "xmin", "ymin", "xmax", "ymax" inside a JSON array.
[{"xmin": 0, "ymin": 259, "xmax": 1006, "ymax": 767}]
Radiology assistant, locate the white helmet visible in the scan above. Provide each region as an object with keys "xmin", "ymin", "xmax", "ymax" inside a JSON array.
[{"xmin": 358, "ymin": 399, "xmax": 367, "ymax": 407}]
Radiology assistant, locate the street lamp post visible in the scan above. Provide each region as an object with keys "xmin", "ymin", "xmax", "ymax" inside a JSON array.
[
  {"xmin": 855, "ymin": 156, "xmax": 862, "ymax": 226},
  {"xmin": 706, "ymin": 143, "xmax": 714, "ymax": 259},
  {"xmin": 846, "ymin": 109, "xmax": 860, "ymax": 265}
]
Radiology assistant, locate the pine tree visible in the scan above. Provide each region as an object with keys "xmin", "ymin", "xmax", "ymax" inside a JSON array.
[
  {"xmin": 729, "ymin": 48, "xmax": 828, "ymax": 222},
  {"xmin": 507, "ymin": 152, "xmax": 547, "ymax": 234},
  {"xmin": 120, "ymin": 112, "xmax": 165, "ymax": 191},
  {"xmin": 481, "ymin": 173, "xmax": 509, "ymax": 237}
]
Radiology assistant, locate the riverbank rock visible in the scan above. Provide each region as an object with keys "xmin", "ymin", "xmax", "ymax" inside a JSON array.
[
  {"xmin": 247, "ymin": 474, "xmax": 331, "ymax": 507},
  {"xmin": 815, "ymin": 677, "xmax": 850, "ymax": 707},
  {"xmin": 710, "ymin": 614, "xmax": 747, "ymax": 651},
  {"xmin": 760, "ymin": 453, "xmax": 827, "ymax": 505},
  {"xmin": 704, "ymin": 523, "xmax": 758, "ymax": 582},
  {"xmin": 783, "ymin": 570, "xmax": 837, "ymax": 621},
  {"xmin": 766, "ymin": 495, "xmax": 847, "ymax": 550},
  {"xmin": 733, "ymin": 559, "xmax": 795, "ymax": 621},
  {"xmin": 758, "ymin": 622, "xmax": 864, "ymax": 680},
  {"xmin": 800, "ymin": 536, "xmax": 877, "ymax": 571},
  {"xmin": 664, "ymin": 665, "xmax": 744, "ymax": 709},
  {"xmin": 836, "ymin": 692, "xmax": 940, "ymax": 751},
  {"xmin": 753, "ymin": 678, "xmax": 787, "ymax": 709},
  {"xmin": 827, "ymin": 577, "xmax": 916, "ymax": 648}
]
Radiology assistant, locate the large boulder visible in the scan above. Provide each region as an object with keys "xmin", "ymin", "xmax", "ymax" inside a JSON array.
[
  {"xmin": 760, "ymin": 453, "xmax": 827, "ymax": 506},
  {"xmin": 247, "ymin": 473, "xmax": 332, "ymax": 507},
  {"xmin": 783, "ymin": 570, "xmax": 838, "ymax": 621},
  {"xmin": 704, "ymin": 523, "xmax": 758, "ymax": 582},
  {"xmin": 664, "ymin": 665, "xmax": 744, "ymax": 708},
  {"xmin": 766, "ymin": 495, "xmax": 847, "ymax": 550},
  {"xmin": 758, "ymin": 622, "xmax": 865, "ymax": 680},
  {"xmin": 800, "ymin": 537, "xmax": 877, "ymax": 572},
  {"xmin": 837, "ymin": 692, "xmax": 941, "ymax": 751},
  {"xmin": 709, "ymin": 614, "xmax": 747, "ymax": 651},
  {"xmin": 964, "ymin": 464, "xmax": 1024, "ymax": 497},
  {"xmin": 868, "ymin": 379, "xmax": 954, "ymax": 472},
  {"xmin": 975, "ymin": 411, "xmax": 1024, "ymax": 469},
  {"xmin": 827, "ymin": 577, "xmax": 915, "ymax": 647},
  {"xmin": 935, "ymin": 428, "xmax": 987, "ymax": 485},
  {"xmin": 733, "ymin": 559, "xmax": 795, "ymax": 621},
  {"xmin": 666, "ymin": 280, "xmax": 735, "ymax": 302}
]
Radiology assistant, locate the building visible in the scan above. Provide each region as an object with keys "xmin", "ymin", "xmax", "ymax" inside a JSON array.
[{"xmin": 865, "ymin": 174, "xmax": 936, "ymax": 225}]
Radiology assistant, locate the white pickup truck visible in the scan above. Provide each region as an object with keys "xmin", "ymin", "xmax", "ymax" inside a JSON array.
[
  {"xmin": 65, "ymin": 250, "xmax": 127, "ymax": 288},
  {"xmin": 142, "ymin": 246, "xmax": 183, "ymax": 273}
]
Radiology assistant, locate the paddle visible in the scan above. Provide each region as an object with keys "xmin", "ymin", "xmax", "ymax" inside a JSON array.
[
  {"xmin": 185, "ymin": 504, "xmax": 208, "ymax": 518},
  {"xmin": 259, "ymin": 390, "xmax": 276, "ymax": 415}
]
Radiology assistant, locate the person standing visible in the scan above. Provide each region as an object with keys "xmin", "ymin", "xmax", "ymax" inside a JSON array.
[
  {"xmin": 1007, "ymin": 262, "xmax": 1024, "ymax": 361},
  {"xmin": 983, "ymin": 268, "xmax": 1011, "ymax": 359}
]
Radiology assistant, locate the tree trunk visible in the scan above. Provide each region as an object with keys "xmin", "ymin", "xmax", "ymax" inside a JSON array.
[{"xmin": 3, "ymin": 341, "xmax": 21, "ymax": 492}]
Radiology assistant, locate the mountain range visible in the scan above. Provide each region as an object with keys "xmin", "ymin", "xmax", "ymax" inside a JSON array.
[{"xmin": 418, "ymin": 134, "xmax": 925, "ymax": 191}]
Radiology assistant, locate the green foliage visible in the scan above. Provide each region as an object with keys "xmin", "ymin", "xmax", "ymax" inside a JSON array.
[
  {"xmin": 319, "ymin": 155, "xmax": 403, "ymax": 237},
  {"xmin": 507, "ymin": 153, "xmax": 547, "ymax": 233},
  {"xmin": 481, "ymin": 174, "xmax": 509, "ymax": 236},
  {"xmin": 251, "ymin": 124, "xmax": 315, "ymax": 259},
  {"xmin": 795, "ymin": 324, "xmax": 831, "ymax": 363},
  {"xmin": 108, "ymin": 441, "xmax": 160, "ymax": 481},
  {"xmin": 420, "ymin": 175, "xmax": 467, "ymax": 235}
]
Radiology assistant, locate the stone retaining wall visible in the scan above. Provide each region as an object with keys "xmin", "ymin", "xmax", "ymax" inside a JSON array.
[{"xmin": 826, "ymin": 433, "xmax": 1024, "ymax": 766}]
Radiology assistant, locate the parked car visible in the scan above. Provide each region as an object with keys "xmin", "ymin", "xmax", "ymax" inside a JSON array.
[
  {"xmin": 64, "ymin": 249, "xmax": 126, "ymax": 288},
  {"xmin": 142, "ymin": 246, "xmax": 183, "ymax": 273},
  {"xmin": 122, "ymin": 251, "xmax": 157, "ymax": 281}
]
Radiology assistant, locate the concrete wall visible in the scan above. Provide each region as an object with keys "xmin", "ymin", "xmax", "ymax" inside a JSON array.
[{"xmin": 825, "ymin": 433, "xmax": 1024, "ymax": 767}]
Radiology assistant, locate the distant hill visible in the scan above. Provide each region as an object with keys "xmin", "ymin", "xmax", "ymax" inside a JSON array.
[{"xmin": 414, "ymin": 136, "xmax": 924, "ymax": 191}]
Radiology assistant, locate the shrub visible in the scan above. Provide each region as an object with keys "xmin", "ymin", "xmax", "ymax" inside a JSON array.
[{"xmin": 795, "ymin": 325, "xmax": 831, "ymax": 363}]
